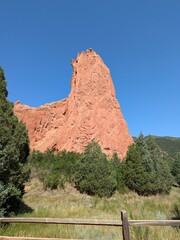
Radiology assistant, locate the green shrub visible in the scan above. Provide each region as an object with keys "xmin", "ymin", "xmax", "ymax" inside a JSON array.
[
  {"xmin": 44, "ymin": 174, "xmax": 66, "ymax": 190},
  {"xmin": 56, "ymin": 150, "xmax": 81, "ymax": 182},
  {"xmin": 74, "ymin": 142, "xmax": 117, "ymax": 197},
  {"xmin": 29, "ymin": 149, "xmax": 80, "ymax": 189},
  {"xmin": 44, "ymin": 175, "xmax": 60, "ymax": 190}
]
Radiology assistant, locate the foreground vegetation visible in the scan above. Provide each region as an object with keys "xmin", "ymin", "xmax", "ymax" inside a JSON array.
[
  {"xmin": 0, "ymin": 66, "xmax": 30, "ymax": 217},
  {"xmin": 0, "ymin": 66, "xmax": 179, "ymax": 239},
  {"xmin": 29, "ymin": 136, "xmax": 178, "ymax": 198},
  {"xmin": 0, "ymin": 179, "xmax": 179, "ymax": 239}
]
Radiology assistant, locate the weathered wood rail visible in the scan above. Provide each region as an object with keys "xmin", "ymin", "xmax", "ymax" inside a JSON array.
[{"xmin": 0, "ymin": 210, "xmax": 180, "ymax": 240}]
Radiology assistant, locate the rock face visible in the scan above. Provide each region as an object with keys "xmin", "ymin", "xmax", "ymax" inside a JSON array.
[{"xmin": 14, "ymin": 49, "xmax": 133, "ymax": 159}]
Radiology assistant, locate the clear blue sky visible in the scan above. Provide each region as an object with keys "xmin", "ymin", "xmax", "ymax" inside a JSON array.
[{"xmin": 1, "ymin": 0, "xmax": 180, "ymax": 137}]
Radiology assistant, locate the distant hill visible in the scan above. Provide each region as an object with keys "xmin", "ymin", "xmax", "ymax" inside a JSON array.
[
  {"xmin": 153, "ymin": 136, "xmax": 180, "ymax": 158},
  {"xmin": 133, "ymin": 136, "xmax": 180, "ymax": 158}
]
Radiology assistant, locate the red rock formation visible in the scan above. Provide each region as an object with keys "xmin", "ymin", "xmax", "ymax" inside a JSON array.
[{"xmin": 14, "ymin": 49, "xmax": 133, "ymax": 159}]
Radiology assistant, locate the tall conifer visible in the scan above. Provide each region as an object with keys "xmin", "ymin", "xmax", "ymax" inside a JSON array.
[{"xmin": 0, "ymin": 66, "xmax": 30, "ymax": 216}]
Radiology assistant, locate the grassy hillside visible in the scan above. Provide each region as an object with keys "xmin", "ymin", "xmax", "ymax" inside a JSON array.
[
  {"xmin": 0, "ymin": 179, "xmax": 179, "ymax": 240},
  {"xmin": 154, "ymin": 136, "xmax": 180, "ymax": 158},
  {"xmin": 134, "ymin": 136, "xmax": 180, "ymax": 158}
]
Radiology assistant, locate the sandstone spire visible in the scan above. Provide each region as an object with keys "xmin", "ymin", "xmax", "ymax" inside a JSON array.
[{"xmin": 14, "ymin": 49, "xmax": 133, "ymax": 159}]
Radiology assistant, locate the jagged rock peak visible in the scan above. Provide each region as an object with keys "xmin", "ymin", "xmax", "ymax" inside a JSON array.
[
  {"xmin": 69, "ymin": 49, "xmax": 116, "ymax": 108},
  {"xmin": 14, "ymin": 49, "xmax": 133, "ymax": 159}
]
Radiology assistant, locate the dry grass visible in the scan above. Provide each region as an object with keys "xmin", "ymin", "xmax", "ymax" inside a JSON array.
[{"xmin": 0, "ymin": 178, "xmax": 179, "ymax": 239}]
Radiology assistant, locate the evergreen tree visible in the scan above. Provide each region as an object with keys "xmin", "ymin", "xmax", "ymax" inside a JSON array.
[
  {"xmin": 73, "ymin": 142, "xmax": 117, "ymax": 197},
  {"xmin": 123, "ymin": 144, "xmax": 150, "ymax": 195},
  {"xmin": 0, "ymin": 66, "xmax": 30, "ymax": 216},
  {"xmin": 112, "ymin": 152, "xmax": 127, "ymax": 193},
  {"xmin": 171, "ymin": 152, "xmax": 180, "ymax": 186},
  {"xmin": 0, "ymin": 67, "xmax": 8, "ymax": 98},
  {"xmin": 136, "ymin": 133, "xmax": 154, "ymax": 172},
  {"xmin": 146, "ymin": 135, "xmax": 173, "ymax": 193}
]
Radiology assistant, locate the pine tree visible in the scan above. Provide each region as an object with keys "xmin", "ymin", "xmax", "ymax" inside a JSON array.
[
  {"xmin": 136, "ymin": 133, "xmax": 154, "ymax": 172},
  {"xmin": 123, "ymin": 144, "xmax": 150, "ymax": 195},
  {"xmin": 136, "ymin": 134, "xmax": 157, "ymax": 194},
  {"xmin": 146, "ymin": 135, "xmax": 173, "ymax": 194},
  {"xmin": 0, "ymin": 66, "xmax": 30, "ymax": 216}
]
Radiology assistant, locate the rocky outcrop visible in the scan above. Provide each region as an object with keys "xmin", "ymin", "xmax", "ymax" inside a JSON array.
[{"xmin": 14, "ymin": 49, "xmax": 133, "ymax": 159}]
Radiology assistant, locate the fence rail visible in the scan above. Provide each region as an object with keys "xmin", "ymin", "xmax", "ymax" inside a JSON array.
[{"xmin": 0, "ymin": 210, "xmax": 180, "ymax": 240}]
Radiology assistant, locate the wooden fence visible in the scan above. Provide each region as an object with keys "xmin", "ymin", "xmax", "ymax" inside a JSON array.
[{"xmin": 0, "ymin": 210, "xmax": 180, "ymax": 240}]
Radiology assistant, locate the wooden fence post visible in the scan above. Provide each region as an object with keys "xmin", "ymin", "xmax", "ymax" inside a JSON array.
[{"xmin": 121, "ymin": 210, "xmax": 130, "ymax": 240}]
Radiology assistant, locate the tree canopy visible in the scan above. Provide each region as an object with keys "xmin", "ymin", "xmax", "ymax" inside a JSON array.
[
  {"xmin": 0, "ymin": 66, "xmax": 30, "ymax": 216},
  {"xmin": 73, "ymin": 142, "xmax": 117, "ymax": 197},
  {"xmin": 123, "ymin": 134, "xmax": 173, "ymax": 196}
]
